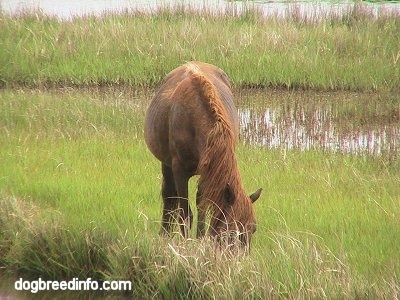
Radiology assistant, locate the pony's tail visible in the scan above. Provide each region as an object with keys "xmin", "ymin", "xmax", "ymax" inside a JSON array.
[{"xmin": 186, "ymin": 63, "xmax": 228, "ymax": 125}]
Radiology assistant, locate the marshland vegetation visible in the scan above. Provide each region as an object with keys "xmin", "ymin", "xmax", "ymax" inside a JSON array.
[{"xmin": 0, "ymin": 2, "xmax": 399, "ymax": 298}]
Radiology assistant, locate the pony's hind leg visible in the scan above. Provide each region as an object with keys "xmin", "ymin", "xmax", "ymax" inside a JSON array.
[
  {"xmin": 160, "ymin": 163, "xmax": 179, "ymax": 236},
  {"xmin": 172, "ymin": 159, "xmax": 193, "ymax": 239}
]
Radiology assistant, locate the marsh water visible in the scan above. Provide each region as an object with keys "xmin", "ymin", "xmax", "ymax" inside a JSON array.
[
  {"xmin": 237, "ymin": 89, "xmax": 399, "ymax": 159},
  {"xmin": 93, "ymin": 87, "xmax": 399, "ymax": 159}
]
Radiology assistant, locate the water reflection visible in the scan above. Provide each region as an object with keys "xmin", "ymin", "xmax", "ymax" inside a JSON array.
[{"xmin": 238, "ymin": 90, "xmax": 399, "ymax": 158}]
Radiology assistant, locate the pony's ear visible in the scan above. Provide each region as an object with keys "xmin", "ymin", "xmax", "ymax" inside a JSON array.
[
  {"xmin": 249, "ymin": 188, "xmax": 262, "ymax": 203},
  {"xmin": 224, "ymin": 183, "xmax": 235, "ymax": 206}
]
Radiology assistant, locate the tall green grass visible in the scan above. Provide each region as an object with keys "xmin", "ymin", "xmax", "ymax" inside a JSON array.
[
  {"xmin": 1, "ymin": 3, "xmax": 399, "ymax": 91},
  {"xmin": 1, "ymin": 88, "xmax": 399, "ymax": 298}
]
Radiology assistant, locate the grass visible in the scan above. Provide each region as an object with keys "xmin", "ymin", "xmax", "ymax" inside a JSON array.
[
  {"xmin": 0, "ymin": 3, "xmax": 399, "ymax": 91},
  {"xmin": 0, "ymin": 88, "xmax": 399, "ymax": 298}
]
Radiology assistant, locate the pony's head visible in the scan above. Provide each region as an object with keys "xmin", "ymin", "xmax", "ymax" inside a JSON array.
[{"xmin": 211, "ymin": 185, "xmax": 262, "ymax": 251}]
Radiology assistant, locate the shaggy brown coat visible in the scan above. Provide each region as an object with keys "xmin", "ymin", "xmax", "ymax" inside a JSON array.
[{"xmin": 144, "ymin": 61, "xmax": 261, "ymax": 248}]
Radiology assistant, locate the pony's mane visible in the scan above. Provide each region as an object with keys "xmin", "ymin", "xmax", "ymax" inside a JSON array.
[{"xmin": 186, "ymin": 63, "xmax": 248, "ymax": 221}]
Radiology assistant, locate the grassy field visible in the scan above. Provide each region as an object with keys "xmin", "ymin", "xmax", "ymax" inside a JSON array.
[
  {"xmin": 1, "ymin": 88, "xmax": 399, "ymax": 298},
  {"xmin": 0, "ymin": 3, "xmax": 399, "ymax": 91}
]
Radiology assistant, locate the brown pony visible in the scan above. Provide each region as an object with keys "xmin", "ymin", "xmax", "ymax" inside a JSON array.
[{"xmin": 144, "ymin": 61, "xmax": 262, "ymax": 248}]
